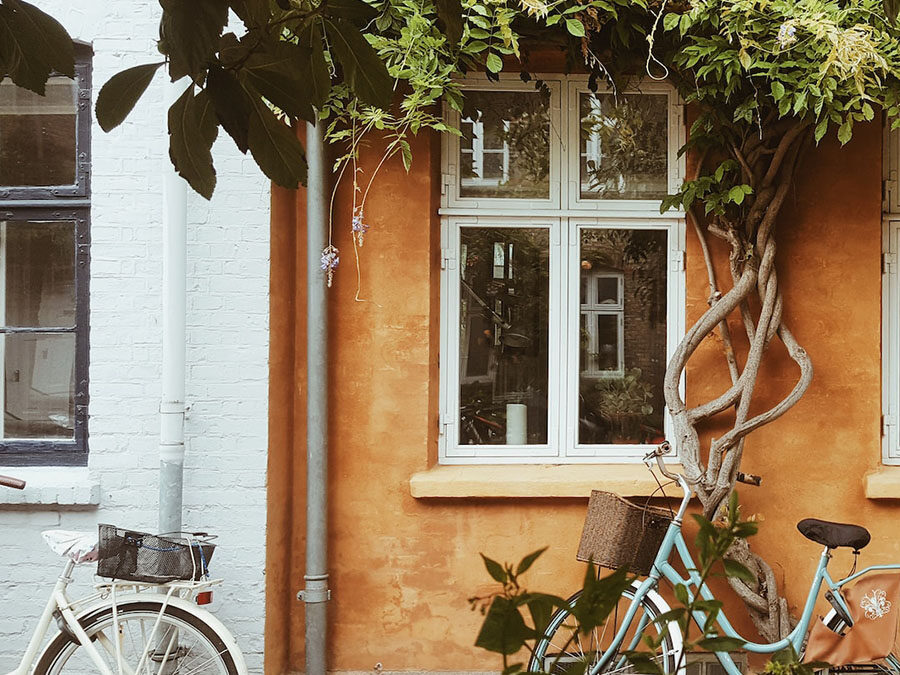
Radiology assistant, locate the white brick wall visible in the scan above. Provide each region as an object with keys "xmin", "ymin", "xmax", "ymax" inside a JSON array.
[{"xmin": 0, "ymin": 2, "xmax": 270, "ymax": 671}]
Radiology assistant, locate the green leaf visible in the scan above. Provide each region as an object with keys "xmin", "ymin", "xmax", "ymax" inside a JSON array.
[
  {"xmin": 727, "ymin": 185, "xmax": 746, "ymax": 205},
  {"xmin": 771, "ymin": 81, "xmax": 785, "ymax": 101},
  {"xmin": 862, "ymin": 103, "xmax": 875, "ymax": 121},
  {"xmin": 565, "ymin": 18, "xmax": 586, "ymax": 37},
  {"xmin": 325, "ymin": 18, "xmax": 392, "ymax": 110},
  {"xmin": 485, "ymin": 52, "xmax": 503, "ymax": 73},
  {"xmin": 572, "ymin": 566, "xmax": 631, "ymax": 632},
  {"xmin": 674, "ymin": 583, "xmax": 689, "ymax": 606},
  {"xmin": 206, "ymin": 64, "xmax": 252, "ymax": 152},
  {"xmin": 475, "ymin": 596, "xmax": 531, "ymax": 655},
  {"xmin": 4, "ymin": 0, "xmax": 73, "ymax": 77},
  {"xmin": 400, "ymin": 139, "xmax": 412, "ymax": 171},
  {"xmin": 95, "ymin": 62, "xmax": 165, "ymax": 132},
  {"xmin": 516, "ymin": 547, "xmax": 548, "ymax": 576},
  {"xmin": 837, "ymin": 121, "xmax": 852, "ymax": 145},
  {"xmin": 662, "ymin": 13, "xmax": 679, "ymax": 31},
  {"xmin": 814, "ymin": 117, "xmax": 829, "ymax": 143},
  {"xmin": 242, "ymin": 40, "xmax": 315, "ymax": 122},
  {"xmin": 324, "ymin": 0, "xmax": 380, "ymax": 24},
  {"xmin": 168, "ymin": 85, "xmax": 218, "ymax": 199},
  {"xmin": 481, "ymin": 554, "xmax": 508, "ymax": 583},
  {"xmin": 0, "ymin": 4, "xmax": 49, "ymax": 94},
  {"xmin": 228, "ymin": 0, "xmax": 270, "ymax": 26},
  {"xmin": 722, "ymin": 559, "xmax": 755, "ymax": 583},
  {"xmin": 738, "ymin": 49, "xmax": 751, "ymax": 70},
  {"xmin": 697, "ymin": 636, "xmax": 746, "ymax": 652},
  {"xmin": 623, "ymin": 650, "xmax": 664, "ymax": 675},
  {"xmin": 303, "ymin": 23, "xmax": 331, "ymax": 109},
  {"xmin": 159, "ymin": 0, "xmax": 228, "ymax": 80},
  {"xmin": 435, "ymin": 0, "xmax": 464, "ymax": 46},
  {"xmin": 526, "ymin": 592, "xmax": 566, "ymax": 637},
  {"xmin": 246, "ymin": 93, "xmax": 307, "ymax": 188}
]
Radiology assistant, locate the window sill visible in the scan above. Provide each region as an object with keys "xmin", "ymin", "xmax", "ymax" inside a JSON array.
[
  {"xmin": 0, "ymin": 467, "xmax": 100, "ymax": 508},
  {"xmin": 409, "ymin": 463, "xmax": 683, "ymax": 498},
  {"xmin": 863, "ymin": 467, "xmax": 900, "ymax": 499}
]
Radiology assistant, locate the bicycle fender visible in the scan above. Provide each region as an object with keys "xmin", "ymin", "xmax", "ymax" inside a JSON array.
[
  {"xmin": 53, "ymin": 593, "xmax": 249, "ymax": 675},
  {"xmin": 637, "ymin": 582, "xmax": 686, "ymax": 674}
]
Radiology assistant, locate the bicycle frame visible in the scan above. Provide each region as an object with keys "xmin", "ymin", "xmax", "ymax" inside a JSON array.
[
  {"xmin": 591, "ymin": 474, "xmax": 900, "ymax": 675},
  {"xmin": 6, "ymin": 558, "xmax": 230, "ymax": 675}
]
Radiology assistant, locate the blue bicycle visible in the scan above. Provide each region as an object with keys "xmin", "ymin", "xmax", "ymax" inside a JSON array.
[{"xmin": 528, "ymin": 443, "xmax": 900, "ymax": 675}]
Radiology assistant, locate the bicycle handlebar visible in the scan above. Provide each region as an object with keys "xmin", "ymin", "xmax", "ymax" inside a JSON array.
[
  {"xmin": 644, "ymin": 442, "xmax": 762, "ymax": 487},
  {"xmin": 0, "ymin": 475, "xmax": 25, "ymax": 490}
]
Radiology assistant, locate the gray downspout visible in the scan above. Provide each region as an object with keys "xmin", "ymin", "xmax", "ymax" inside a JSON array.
[
  {"xmin": 159, "ymin": 80, "xmax": 188, "ymax": 536},
  {"xmin": 299, "ymin": 120, "xmax": 331, "ymax": 675}
]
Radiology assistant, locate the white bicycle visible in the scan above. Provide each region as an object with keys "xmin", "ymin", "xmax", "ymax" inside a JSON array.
[{"xmin": 0, "ymin": 475, "xmax": 247, "ymax": 675}]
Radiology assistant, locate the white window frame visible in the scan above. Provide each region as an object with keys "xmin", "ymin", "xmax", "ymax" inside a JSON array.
[
  {"xmin": 566, "ymin": 79, "xmax": 684, "ymax": 214},
  {"xmin": 579, "ymin": 269, "xmax": 625, "ymax": 377},
  {"xmin": 443, "ymin": 76, "xmax": 562, "ymax": 210},
  {"xmin": 439, "ymin": 75, "xmax": 686, "ymax": 465},
  {"xmin": 884, "ymin": 125, "xmax": 900, "ymax": 464}
]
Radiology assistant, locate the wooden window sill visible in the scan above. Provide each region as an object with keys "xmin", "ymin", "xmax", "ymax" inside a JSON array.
[{"xmin": 409, "ymin": 463, "xmax": 683, "ymax": 498}]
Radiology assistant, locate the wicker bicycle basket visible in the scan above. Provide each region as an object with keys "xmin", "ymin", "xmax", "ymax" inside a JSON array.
[
  {"xmin": 97, "ymin": 524, "xmax": 216, "ymax": 584},
  {"xmin": 577, "ymin": 490, "xmax": 673, "ymax": 576}
]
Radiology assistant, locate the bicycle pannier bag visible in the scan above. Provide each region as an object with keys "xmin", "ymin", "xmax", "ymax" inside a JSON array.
[{"xmin": 804, "ymin": 573, "xmax": 900, "ymax": 665}]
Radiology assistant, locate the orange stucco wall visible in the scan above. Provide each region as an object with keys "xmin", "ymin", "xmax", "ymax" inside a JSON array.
[{"xmin": 265, "ymin": 113, "xmax": 892, "ymax": 673}]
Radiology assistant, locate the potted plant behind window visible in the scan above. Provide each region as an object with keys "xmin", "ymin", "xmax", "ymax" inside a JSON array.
[{"xmin": 592, "ymin": 368, "xmax": 654, "ymax": 444}]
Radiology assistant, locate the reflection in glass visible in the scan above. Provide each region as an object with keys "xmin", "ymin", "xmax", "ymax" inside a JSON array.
[
  {"xmin": 459, "ymin": 227, "xmax": 549, "ymax": 445},
  {"xmin": 460, "ymin": 90, "xmax": 551, "ymax": 199},
  {"xmin": 2, "ymin": 221, "xmax": 76, "ymax": 327},
  {"xmin": 578, "ymin": 229, "xmax": 667, "ymax": 445},
  {"xmin": 580, "ymin": 93, "xmax": 668, "ymax": 200},
  {"xmin": 2, "ymin": 333, "xmax": 76, "ymax": 439},
  {"xmin": 0, "ymin": 77, "xmax": 78, "ymax": 186}
]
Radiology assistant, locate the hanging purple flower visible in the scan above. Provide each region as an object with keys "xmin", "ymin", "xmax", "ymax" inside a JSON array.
[
  {"xmin": 321, "ymin": 245, "xmax": 340, "ymax": 287},
  {"xmin": 352, "ymin": 207, "xmax": 369, "ymax": 246}
]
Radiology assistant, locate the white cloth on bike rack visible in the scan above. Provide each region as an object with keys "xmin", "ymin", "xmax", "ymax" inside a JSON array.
[{"xmin": 41, "ymin": 530, "xmax": 99, "ymax": 563}]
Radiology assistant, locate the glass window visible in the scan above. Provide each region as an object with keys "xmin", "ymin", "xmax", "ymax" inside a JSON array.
[
  {"xmin": 0, "ymin": 46, "xmax": 90, "ymax": 465},
  {"xmin": 578, "ymin": 229, "xmax": 667, "ymax": 445},
  {"xmin": 459, "ymin": 227, "xmax": 549, "ymax": 445},
  {"xmin": 0, "ymin": 77, "xmax": 78, "ymax": 187},
  {"xmin": 579, "ymin": 93, "xmax": 668, "ymax": 201},
  {"xmin": 459, "ymin": 90, "xmax": 551, "ymax": 199},
  {"xmin": 441, "ymin": 79, "xmax": 683, "ymax": 462}
]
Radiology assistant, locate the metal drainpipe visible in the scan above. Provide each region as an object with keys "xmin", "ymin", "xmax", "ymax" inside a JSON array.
[
  {"xmin": 159, "ymin": 79, "xmax": 188, "ymax": 536},
  {"xmin": 299, "ymin": 120, "xmax": 331, "ymax": 675}
]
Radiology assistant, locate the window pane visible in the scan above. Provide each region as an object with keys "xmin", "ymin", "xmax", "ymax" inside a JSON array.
[
  {"xmin": 578, "ymin": 229, "xmax": 667, "ymax": 445},
  {"xmin": 3, "ymin": 333, "xmax": 76, "ymax": 439},
  {"xmin": 459, "ymin": 90, "xmax": 550, "ymax": 199},
  {"xmin": 2, "ymin": 221, "xmax": 76, "ymax": 328},
  {"xmin": 0, "ymin": 77, "xmax": 77, "ymax": 186},
  {"xmin": 579, "ymin": 93, "xmax": 668, "ymax": 201},
  {"xmin": 459, "ymin": 227, "xmax": 549, "ymax": 445},
  {"xmin": 597, "ymin": 277, "xmax": 619, "ymax": 304}
]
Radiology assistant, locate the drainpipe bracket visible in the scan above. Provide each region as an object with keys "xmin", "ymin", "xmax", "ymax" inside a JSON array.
[
  {"xmin": 298, "ymin": 573, "xmax": 331, "ymax": 603},
  {"xmin": 297, "ymin": 588, "xmax": 331, "ymax": 603}
]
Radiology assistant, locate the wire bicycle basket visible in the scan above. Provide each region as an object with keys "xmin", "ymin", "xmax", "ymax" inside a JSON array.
[
  {"xmin": 577, "ymin": 490, "xmax": 672, "ymax": 576},
  {"xmin": 97, "ymin": 524, "xmax": 216, "ymax": 583}
]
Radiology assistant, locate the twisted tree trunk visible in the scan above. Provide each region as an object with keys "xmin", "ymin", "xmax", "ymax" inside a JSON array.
[{"xmin": 665, "ymin": 120, "xmax": 813, "ymax": 641}]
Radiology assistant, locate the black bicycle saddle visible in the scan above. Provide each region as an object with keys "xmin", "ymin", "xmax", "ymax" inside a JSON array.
[{"xmin": 797, "ymin": 518, "xmax": 870, "ymax": 551}]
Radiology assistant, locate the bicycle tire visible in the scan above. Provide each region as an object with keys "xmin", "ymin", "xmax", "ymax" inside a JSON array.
[
  {"xmin": 528, "ymin": 583, "xmax": 681, "ymax": 675},
  {"xmin": 34, "ymin": 600, "xmax": 239, "ymax": 675}
]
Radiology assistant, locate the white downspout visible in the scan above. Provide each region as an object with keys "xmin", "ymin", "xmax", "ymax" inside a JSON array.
[{"xmin": 159, "ymin": 79, "xmax": 188, "ymax": 536}]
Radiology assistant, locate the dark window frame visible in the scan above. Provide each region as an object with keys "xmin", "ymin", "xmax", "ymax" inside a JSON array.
[{"xmin": 0, "ymin": 43, "xmax": 91, "ymax": 466}]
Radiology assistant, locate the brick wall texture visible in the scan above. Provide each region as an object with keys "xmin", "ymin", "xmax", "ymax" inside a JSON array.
[{"xmin": 0, "ymin": 2, "xmax": 270, "ymax": 671}]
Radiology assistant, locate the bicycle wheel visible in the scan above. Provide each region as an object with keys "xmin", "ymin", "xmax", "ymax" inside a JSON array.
[
  {"xmin": 528, "ymin": 583, "xmax": 681, "ymax": 675},
  {"xmin": 34, "ymin": 600, "xmax": 238, "ymax": 675}
]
